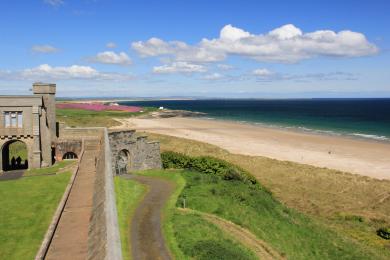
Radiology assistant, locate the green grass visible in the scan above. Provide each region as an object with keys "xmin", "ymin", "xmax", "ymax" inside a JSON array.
[
  {"xmin": 176, "ymin": 171, "xmax": 385, "ymax": 259},
  {"xmin": 114, "ymin": 177, "xmax": 147, "ymax": 260},
  {"xmin": 0, "ymin": 172, "xmax": 71, "ymax": 259},
  {"xmin": 147, "ymin": 132, "xmax": 390, "ymax": 253},
  {"xmin": 172, "ymin": 210, "xmax": 257, "ymax": 260},
  {"xmin": 56, "ymin": 107, "xmax": 157, "ymax": 127},
  {"xmin": 24, "ymin": 160, "xmax": 76, "ymax": 176},
  {"xmin": 136, "ymin": 169, "xmax": 387, "ymax": 259}
]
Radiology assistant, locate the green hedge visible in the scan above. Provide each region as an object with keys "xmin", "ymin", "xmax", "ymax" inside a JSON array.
[{"xmin": 161, "ymin": 151, "xmax": 257, "ymax": 185}]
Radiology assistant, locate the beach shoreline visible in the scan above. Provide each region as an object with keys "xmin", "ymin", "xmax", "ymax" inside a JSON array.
[{"xmin": 113, "ymin": 116, "xmax": 390, "ymax": 180}]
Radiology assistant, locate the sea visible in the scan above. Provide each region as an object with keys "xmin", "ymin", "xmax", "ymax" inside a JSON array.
[{"xmin": 119, "ymin": 99, "xmax": 390, "ymax": 142}]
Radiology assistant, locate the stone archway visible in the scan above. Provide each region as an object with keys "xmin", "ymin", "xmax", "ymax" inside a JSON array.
[
  {"xmin": 1, "ymin": 140, "xmax": 29, "ymax": 171},
  {"xmin": 115, "ymin": 149, "xmax": 130, "ymax": 175},
  {"xmin": 62, "ymin": 152, "xmax": 78, "ymax": 160}
]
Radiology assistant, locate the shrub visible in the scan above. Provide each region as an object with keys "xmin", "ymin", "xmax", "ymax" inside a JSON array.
[
  {"xmin": 377, "ymin": 227, "xmax": 390, "ymax": 240},
  {"xmin": 161, "ymin": 151, "xmax": 257, "ymax": 185}
]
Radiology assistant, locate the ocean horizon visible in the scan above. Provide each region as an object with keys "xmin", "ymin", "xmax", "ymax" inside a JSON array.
[{"xmin": 119, "ymin": 98, "xmax": 390, "ymax": 142}]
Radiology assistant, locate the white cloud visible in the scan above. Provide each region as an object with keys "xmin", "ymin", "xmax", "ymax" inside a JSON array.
[
  {"xmin": 153, "ymin": 61, "xmax": 207, "ymax": 74},
  {"xmin": 106, "ymin": 42, "xmax": 117, "ymax": 48},
  {"xmin": 44, "ymin": 0, "xmax": 64, "ymax": 6},
  {"xmin": 17, "ymin": 64, "xmax": 132, "ymax": 81},
  {"xmin": 217, "ymin": 64, "xmax": 234, "ymax": 70},
  {"xmin": 253, "ymin": 68, "xmax": 273, "ymax": 77},
  {"xmin": 132, "ymin": 37, "xmax": 225, "ymax": 63},
  {"xmin": 253, "ymin": 70, "xmax": 356, "ymax": 82},
  {"xmin": 32, "ymin": 45, "xmax": 60, "ymax": 53},
  {"xmin": 203, "ymin": 73, "xmax": 223, "ymax": 80},
  {"xmin": 133, "ymin": 24, "xmax": 378, "ymax": 63},
  {"xmin": 89, "ymin": 51, "xmax": 132, "ymax": 66}
]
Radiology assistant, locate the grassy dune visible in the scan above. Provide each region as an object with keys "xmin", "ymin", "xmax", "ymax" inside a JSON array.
[
  {"xmin": 0, "ymin": 172, "xmax": 71, "ymax": 259},
  {"xmin": 145, "ymin": 132, "xmax": 390, "ymax": 256},
  {"xmin": 135, "ymin": 169, "xmax": 385, "ymax": 259}
]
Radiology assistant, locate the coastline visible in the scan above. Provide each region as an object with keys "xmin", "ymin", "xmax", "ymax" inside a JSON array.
[{"xmin": 113, "ymin": 116, "xmax": 390, "ymax": 180}]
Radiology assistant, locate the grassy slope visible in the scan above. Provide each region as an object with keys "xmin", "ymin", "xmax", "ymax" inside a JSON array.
[
  {"xmin": 114, "ymin": 177, "xmax": 147, "ymax": 260},
  {"xmin": 56, "ymin": 107, "xmax": 156, "ymax": 127},
  {"xmin": 178, "ymin": 171, "xmax": 382, "ymax": 259},
  {"xmin": 0, "ymin": 172, "xmax": 71, "ymax": 259},
  {"xmin": 147, "ymin": 132, "xmax": 390, "ymax": 254},
  {"xmin": 137, "ymin": 170, "xmax": 258, "ymax": 260},
  {"xmin": 172, "ymin": 211, "xmax": 257, "ymax": 260},
  {"xmin": 137, "ymin": 170, "xmax": 385, "ymax": 259}
]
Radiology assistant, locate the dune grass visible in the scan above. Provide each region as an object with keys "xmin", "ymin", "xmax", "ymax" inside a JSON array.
[
  {"xmin": 56, "ymin": 107, "xmax": 157, "ymax": 127},
  {"xmin": 178, "ymin": 171, "xmax": 382, "ymax": 259},
  {"xmin": 146, "ymin": 132, "xmax": 390, "ymax": 254},
  {"xmin": 0, "ymin": 172, "xmax": 71, "ymax": 260},
  {"xmin": 114, "ymin": 177, "xmax": 147, "ymax": 260},
  {"xmin": 135, "ymin": 169, "xmax": 385, "ymax": 259},
  {"xmin": 172, "ymin": 210, "xmax": 258, "ymax": 260}
]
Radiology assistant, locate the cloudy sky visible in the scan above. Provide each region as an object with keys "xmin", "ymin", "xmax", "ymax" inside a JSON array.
[{"xmin": 0, "ymin": 0, "xmax": 389, "ymax": 98}]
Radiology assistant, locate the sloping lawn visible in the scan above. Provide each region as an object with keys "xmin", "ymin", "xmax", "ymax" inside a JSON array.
[{"xmin": 0, "ymin": 172, "xmax": 71, "ymax": 259}]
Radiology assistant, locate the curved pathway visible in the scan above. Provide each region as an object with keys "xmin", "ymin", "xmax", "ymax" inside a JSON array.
[{"xmin": 130, "ymin": 175, "xmax": 174, "ymax": 260}]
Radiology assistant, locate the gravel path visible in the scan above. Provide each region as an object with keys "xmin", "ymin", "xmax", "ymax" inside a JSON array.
[{"xmin": 130, "ymin": 175, "xmax": 174, "ymax": 260}]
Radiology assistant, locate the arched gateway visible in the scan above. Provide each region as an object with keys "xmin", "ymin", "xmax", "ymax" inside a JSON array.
[
  {"xmin": 1, "ymin": 140, "xmax": 29, "ymax": 171},
  {"xmin": 0, "ymin": 83, "xmax": 57, "ymax": 173}
]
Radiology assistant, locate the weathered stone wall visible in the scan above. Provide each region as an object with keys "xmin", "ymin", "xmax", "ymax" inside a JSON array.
[
  {"xmin": 55, "ymin": 139, "xmax": 82, "ymax": 161},
  {"xmin": 87, "ymin": 128, "xmax": 122, "ymax": 260},
  {"xmin": 108, "ymin": 130, "xmax": 162, "ymax": 174}
]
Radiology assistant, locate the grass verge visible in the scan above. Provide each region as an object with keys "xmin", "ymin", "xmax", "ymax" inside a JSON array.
[
  {"xmin": 0, "ymin": 172, "xmax": 71, "ymax": 259},
  {"xmin": 114, "ymin": 177, "xmax": 147, "ymax": 260},
  {"xmin": 24, "ymin": 160, "xmax": 76, "ymax": 176}
]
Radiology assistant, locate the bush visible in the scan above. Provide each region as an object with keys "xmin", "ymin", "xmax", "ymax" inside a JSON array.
[
  {"xmin": 377, "ymin": 227, "xmax": 390, "ymax": 240},
  {"xmin": 161, "ymin": 151, "xmax": 257, "ymax": 185}
]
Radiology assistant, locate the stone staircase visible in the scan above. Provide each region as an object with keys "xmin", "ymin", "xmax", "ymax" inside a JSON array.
[{"xmin": 45, "ymin": 138, "xmax": 101, "ymax": 260}]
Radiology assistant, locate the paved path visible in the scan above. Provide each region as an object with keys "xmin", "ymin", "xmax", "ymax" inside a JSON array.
[
  {"xmin": 129, "ymin": 175, "xmax": 174, "ymax": 260},
  {"xmin": 45, "ymin": 140, "xmax": 100, "ymax": 260},
  {"xmin": 0, "ymin": 170, "xmax": 24, "ymax": 181}
]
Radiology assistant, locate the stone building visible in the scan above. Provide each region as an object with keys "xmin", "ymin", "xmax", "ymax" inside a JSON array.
[
  {"xmin": 0, "ymin": 83, "xmax": 57, "ymax": 172},
  {"xmin": 0, "ymin": 82, "xmax": 161, "ymax": 173}
]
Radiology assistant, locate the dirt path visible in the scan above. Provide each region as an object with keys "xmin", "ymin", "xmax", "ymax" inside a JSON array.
[
  {"xmin": 130, "ymin": 175, "xmax": 174, "ymax": 260},
  {"xmin": 178, "ymin": 208, "xmax": 284, "ymax": 260}
]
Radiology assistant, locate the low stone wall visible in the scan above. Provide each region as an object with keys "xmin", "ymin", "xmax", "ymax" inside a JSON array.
[
  {"xmin": 55, "ymin": 139, "xmax": 82, "ymax": 161},
  {"xmin": 109, "ymin": 130, "xmax": 162, "ymax": 174},
  {"xmin": 87, "ymin": 128, "xmax": 122, "ymax": 260}
]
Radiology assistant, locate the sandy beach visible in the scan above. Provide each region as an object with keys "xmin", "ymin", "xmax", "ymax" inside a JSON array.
[{"xmin": 114, "ymin": 117, "xmax": 390, "ymax": 180}]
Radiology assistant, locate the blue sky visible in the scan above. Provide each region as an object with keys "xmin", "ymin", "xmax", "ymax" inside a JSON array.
[{"xmin": 0, "ymin": 0, "xmax": 389, "ymax": 98}]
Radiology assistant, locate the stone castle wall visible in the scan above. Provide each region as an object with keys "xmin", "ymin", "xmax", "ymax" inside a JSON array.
[{"xmin": 108, "ymin": 130, "xmax": 162, "ymax": 174}]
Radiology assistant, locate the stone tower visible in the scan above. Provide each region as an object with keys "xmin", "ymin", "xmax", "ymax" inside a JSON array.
[{"xmin": 33, "ymin": 83, "xmax": 57, "ymax": 167}]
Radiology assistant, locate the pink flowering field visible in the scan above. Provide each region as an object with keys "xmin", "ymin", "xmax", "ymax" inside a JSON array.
[{"xmin": 56, "ymin": 103, "xmax": 142, "ymax": 112}]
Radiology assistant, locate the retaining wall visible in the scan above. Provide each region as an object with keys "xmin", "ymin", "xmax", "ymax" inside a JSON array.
[{"xmin": 87, "ymin": 128, "xmax": 122, "ymax": 260}]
